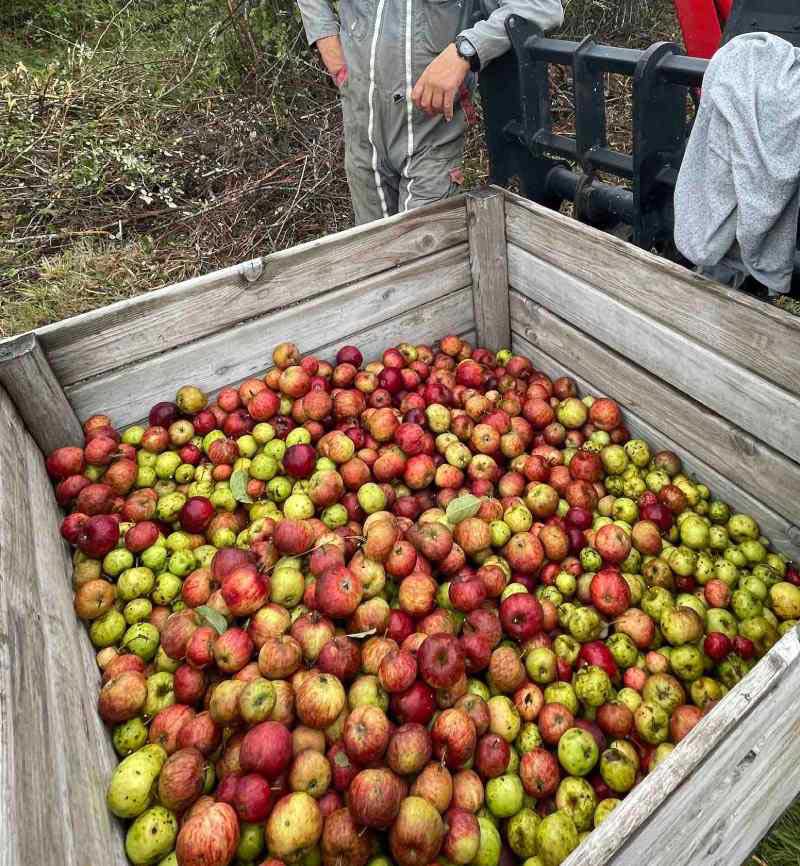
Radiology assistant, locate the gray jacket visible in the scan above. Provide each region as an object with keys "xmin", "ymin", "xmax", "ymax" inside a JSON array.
[
  {"xmin": 675, "ymin": 33, "xmax": 800, "ymax": 295},
  {"xmin": 297, "ymin": 0, "xmax": 564, "ymax": 84}
]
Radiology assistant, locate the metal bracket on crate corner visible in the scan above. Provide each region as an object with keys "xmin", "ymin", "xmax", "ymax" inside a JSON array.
[{"xmin": 239, "ymin": 258, "xmax": 264, "ymax": 284}]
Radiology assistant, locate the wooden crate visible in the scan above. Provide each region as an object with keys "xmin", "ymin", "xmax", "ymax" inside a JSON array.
[{"xmin": 1, "ymin": 188, "xmax": 798, "ymax": 866}]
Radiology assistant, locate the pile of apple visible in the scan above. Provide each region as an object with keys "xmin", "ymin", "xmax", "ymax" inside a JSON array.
[{"xmin": 46, "ymin": 336, "xmax": 800, "ymax": 866}]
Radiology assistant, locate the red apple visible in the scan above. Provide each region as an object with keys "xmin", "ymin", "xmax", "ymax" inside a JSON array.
[
  {"xmin": 258, "ymin": 635, "xmax": 302, "ymax": 679},
  {"xmin": 161, "ymin": 609, "xmax": 200, "ymax": 661},
  {"xmin": 464, "ymin": 608, "xmax": 502, "ymax": 648},
  {"xmin": 578, "ymin": 641, "xmax": 620, "ymax": 682},
  {"xmin": 386, "ymin": 723, "xmax": 433, "ymax": 776},
  {"xmin": 318, "ymin": 636, "xmax": 361, "ymax": 681},
  {"xmin": 149, "ymin": 704, "xmax": 196, "ymax": 755},
  {"xmin": 295, "ymin": 672, "xmax": 346, "ymax": 730},
  {"xmin": 97, "ymin": 671, "xmax": 147, "ymax": 724},
  {"xmin": 221, "ymin": 565, "xmax": 269, "ymax": 617},
  {"xmin": 432, "ymin": 708, "xmax": 477, "ymax": 770},
  {"xmin": 180, "ymin": 497, "xmax": 215, "ymax": 534},
  {"xmin": 178, "ymin": 712, "xmax": 222, "ymax": 757},
  {"xmin": 344, "ymin": 705, "xmax": 390, "ymax": 765},
  {"xmin": 213, "ymin": 628, "xmax": 254, "ymax": 674},
  {"xmin": 284, "ymin": 444, "xmax": 317, "ymax": 479},
  {"xmin": 389, "ymin": 795, "xmax": 445, "ymax": 866},
  {"xmin": 234, "ymin": 773, "xmax": 274, "ymax": 823},
  {"xmin": 520, "ymin": 748, "xmax": 561, "ymax": 799},
  {"xmin": 315, "ymin": 565, "xmax": 363, "ymax": 619},
  {"xmin": 176, "ymin": 801, "xmax": 239, "ymax": 866},
  {"xmin": 211, "ymin": 547, "xmax": 257, "ymax": 582},
  {"xmin": 77, "ymin": 514, "xmax": 119, "ymax": 559},
  {"xmin": 475, "ymin": 733, "xmax": 511, "ymax": 779},
  {"xmin": 379, "ymin": 649, "xmax": 418, "ymax": 694},
  {"xmin": 590, "ymin": 568, "xmax": 632, "ymax": 618},
  {"xmin": 443, "ymin": 808, "xmax": 481, "ymax": 865},
  {"xmin": 386, "ymin": 609, "xmax": 416, "ymax": 644},
  {"xmin": 596, "ymin": 702, "xmax": 634, "ymax": 739},
  {"xmin": 174, "ymin": 664, "xmax": 206, "ymax": 706},
  {"xmin": 328, "ymin": 742, "xmax": 359, "ymax": 792},
  {"xmin": 733, "ymin": 636, "xmax": 755, "ymax": 660},
  {"xmin": 46, "ymin": 446, "xmax": 86, "ymax": 480},
  {"xmin": 321, "ymin": 807, "xmax": 372, "ymax": 866},
  {"xmin": 390, "ymin": 682, "xmax": 436, "ymax": 726},
  {"xmin": 452, "ymin": 770, "xmax": 484, "ymax": 813},
  {"xmin": 615, "ymin": 608, "xmax": 656, "ymax": 650},
  {"xmin": 704, "ymin": 632, "xmax": 732, "ymax": 662},
  {"xmin": 499, "ymin": 593, "xmax": 543, "ymax": 643},
  {"xmin": 240, "ymin": 721, "xmax": 293, "ymax": 780},
  {"xmin": 348, "ymin": 768, "xmax": 404, "ymax": 829},
  {"xmin": 670, "ymin": 705, "xmax": 703, "ymax": 743},
  {"xmin": 448, "ymin": 574, "xmax": 487, "ymax": 613},
  {"xmin": 538, "ymin": 703, "xmax": 574, "ymax": 746},
  {"xmin": 418, "ymin": 633, "xmax": 465, "ymax": 690}
]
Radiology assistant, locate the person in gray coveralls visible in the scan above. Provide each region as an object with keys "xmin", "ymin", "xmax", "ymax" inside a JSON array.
[{"xmin": 296, "ymin": 0, "xmax": 563, "ymax": 225}]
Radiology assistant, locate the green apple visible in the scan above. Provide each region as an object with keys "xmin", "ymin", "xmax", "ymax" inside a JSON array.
[
  {"xmin": 555, "ymin": 776, "xmax": 596, "ymax": 831},
  {"xmin": 506, "ymin": 807, "xmax": 541, "ymax": 859},
  {"xmin": 486, "ymin": 774, "xmax": 524, "ymax": 818},
  {"xmin": 557, "ymin": 728, "xmax": 599, "ymax": 776},
  {"xmin": 600, "ymin": 748, "xmax": 636, "ymax": 793},
  {"xmin": 535, "ymin": 810, "xmax": 579, "ymax": 866},
  {"xmin": 594, "ymin": 798, "xmax": 620, "ymax": 828},
  {"xmin": 472, "ymin": 816, "xmax": 502, "ymax": 866},
  {"xmin": 125, "ymin": 806, "xmax": 177, "ymax": 865},
  {"xmin": 574, "ymin": 666, "xmax": 611, "ymax": 708}
]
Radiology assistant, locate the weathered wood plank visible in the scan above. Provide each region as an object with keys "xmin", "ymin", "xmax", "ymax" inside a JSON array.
[
  {"xmin": 504, "ymin": 191, "xmax": 800, "ymax": 397},
  {"xmin": 466, "ymin": 190, "xmax": 510, "ymax": 351},
  {"xmin": 25, "ymin": 433, "xmax": 126, "ymax": 865},
  {"xmin": 68, "ymin": 247, "xmax": 473, "ymax": 428},
  {"xmin": 565, "ymin": 628, "xmax": 800, "ymax": 866},
  {"xmin": 0, "ymin": 397, "xmax": 19, "ymax": 866},
  {"xmin": 0, "ymin": 334, "xmax": 83, "ymax": 452},
  {"xmin": 510, "ymin": 290, "xmax": 800, "ymax": 529},
  {"xmin": 511, "ymin": 333, "xmax": 800, "ymax": 558},
  {"xmin": 508, "ymin": 243, "xmax": 800, "ymax": 466},
  {"xmin": 0, "ymin": 391, "xmax": 88, "ymax": 863},
  {"xmin": 0, "ymin": 385, "xmax": 125, "ymax": 866},
  {"xmin": 38, "ymin": 198, "xmax": 468, "ymax": 387}
]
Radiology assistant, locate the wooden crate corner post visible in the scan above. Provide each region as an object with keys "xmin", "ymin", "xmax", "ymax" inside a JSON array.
[
  {"xmin": 466, "ymin": 189, "xmax": 511, "ymax": 351},
  {"xmin": 0, "ymin": 333, "xmax": 83, "ymax": 454}
]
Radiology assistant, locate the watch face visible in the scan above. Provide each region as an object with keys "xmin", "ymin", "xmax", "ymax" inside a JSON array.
[{"xmin": 458, "ymin": 38, "xmax": 475, "ymax": 58}]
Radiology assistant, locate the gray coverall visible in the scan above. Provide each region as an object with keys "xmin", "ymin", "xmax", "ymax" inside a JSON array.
[{"xmin": 297, "ymin": 0, "xmax": 564, "ymax": 224}]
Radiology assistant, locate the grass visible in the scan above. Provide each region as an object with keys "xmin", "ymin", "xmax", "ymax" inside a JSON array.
[
  {"xmin": 1, "ymin": 0, "xmax": 349, "ymax": 336},
  {"xmin": 750, "ymin": 801, "xmax": 800, "ymax": 866}
]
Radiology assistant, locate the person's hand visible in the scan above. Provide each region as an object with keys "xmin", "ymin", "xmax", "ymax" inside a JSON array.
[
  {"xmin": 316, "ymin": 35, "xmax": 348, "ymax": 87},
  {"xmin": 411, "ymin": 43, "xmax": 470, "ymax": 121}
]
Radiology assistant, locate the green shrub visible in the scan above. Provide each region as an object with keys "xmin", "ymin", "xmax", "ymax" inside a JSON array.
[{"xmin": 0, "ymin": 0, "xmax": 112, "ymax": 38}]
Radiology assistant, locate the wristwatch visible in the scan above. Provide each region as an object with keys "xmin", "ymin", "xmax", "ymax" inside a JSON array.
[{"xmin": 455, "ymin": 36, "xmax": 481, "ymax": 72}]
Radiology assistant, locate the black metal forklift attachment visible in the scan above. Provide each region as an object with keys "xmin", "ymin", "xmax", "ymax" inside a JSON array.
[
  {"xmin": 478, "ymin": 18, "xmax": 705, "ymax": 251},
  {"xmin": 476, "ymin": 0, "xmax": 800, "ymax": 257}
]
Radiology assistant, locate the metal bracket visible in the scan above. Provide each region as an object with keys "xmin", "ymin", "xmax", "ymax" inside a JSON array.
[
  {"xmin": 633, "ymin": 42, "xmax": 688, "ymax": 249},
  {"xmin": 239, "ymin": 258, "xmax": 264, "ymax": 284}
]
